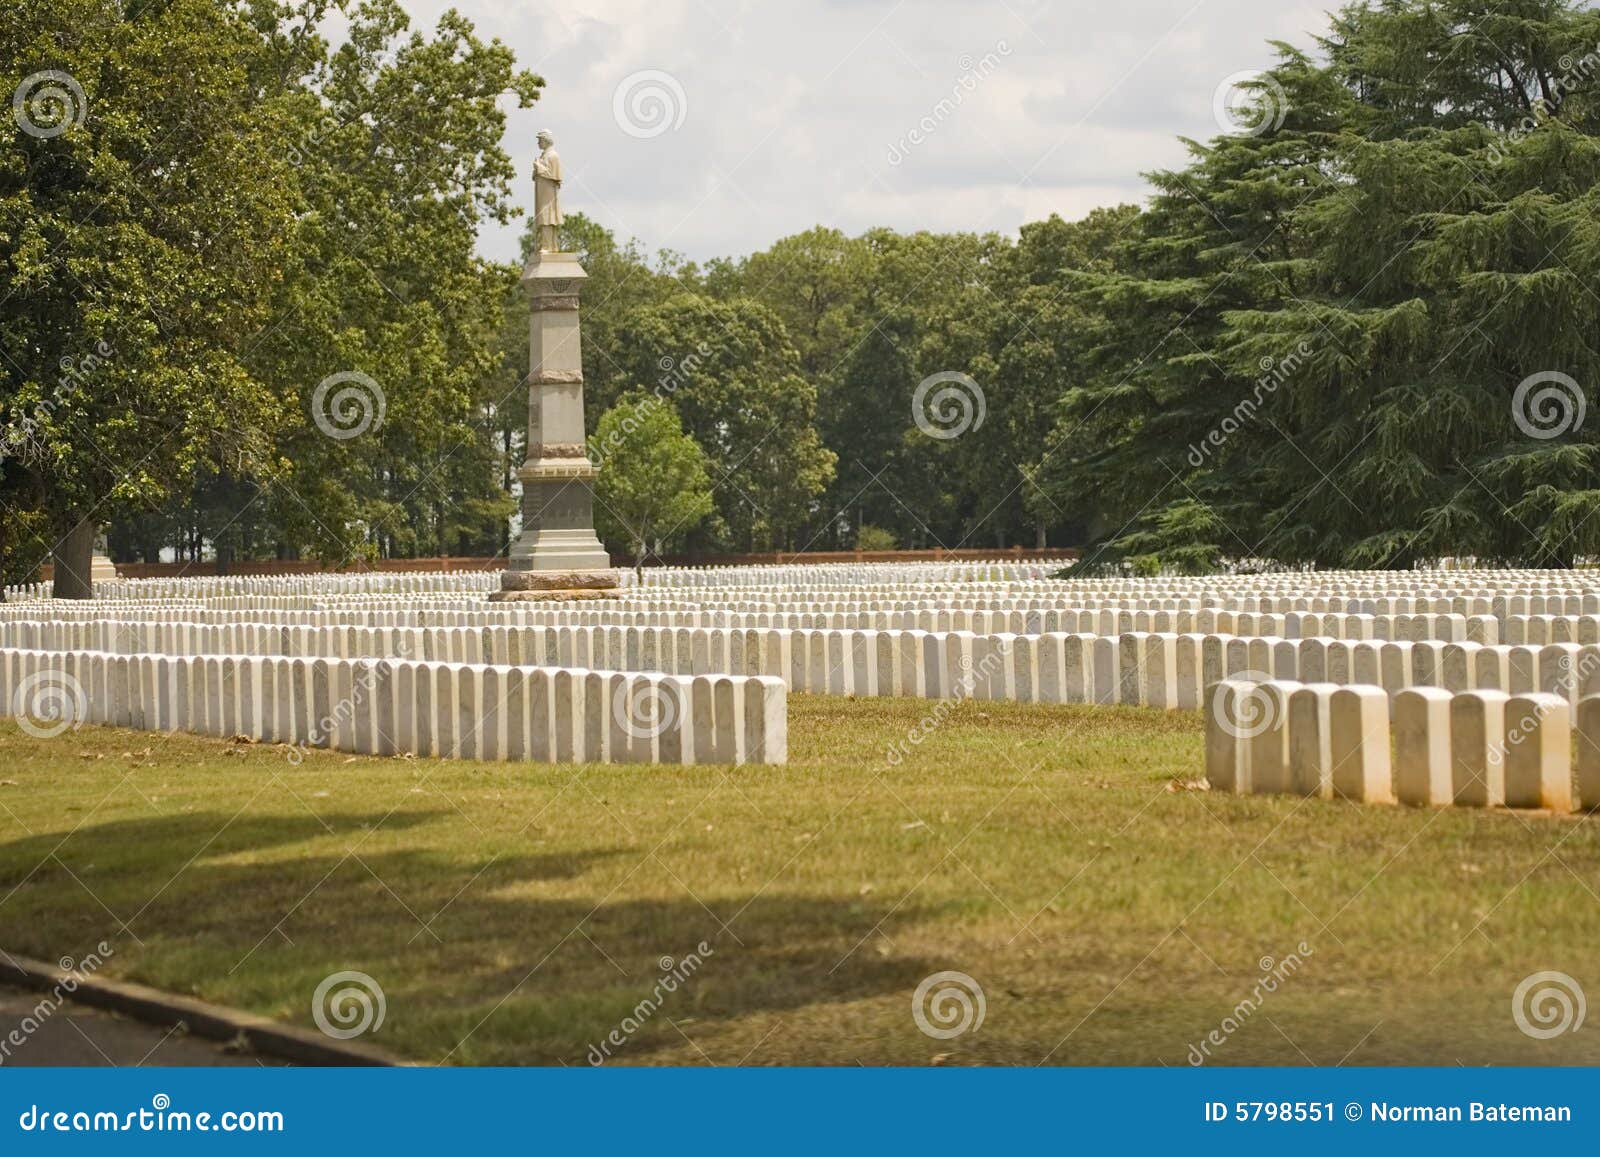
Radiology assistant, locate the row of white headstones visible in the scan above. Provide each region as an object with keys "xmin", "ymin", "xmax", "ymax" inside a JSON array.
[
  {"xmin": 3, "ymin": 565, "xmax": 1600, "ymax": 798},
  {"xmin": 1206, "ymin": 680, "xmax": 1599, "ymax": 811}
]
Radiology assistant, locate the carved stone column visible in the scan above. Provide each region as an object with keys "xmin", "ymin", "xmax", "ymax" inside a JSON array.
[{"xmin": 495, "ymin": 250, "xmax": 617, "ymax": 601}]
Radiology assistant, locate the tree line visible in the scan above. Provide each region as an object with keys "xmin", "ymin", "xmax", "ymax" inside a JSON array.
[{"xmin": 6, "ymin": 0, "xmax": 1600, "ymax": 594}]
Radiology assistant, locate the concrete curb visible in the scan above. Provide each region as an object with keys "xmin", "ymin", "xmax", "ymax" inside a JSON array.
[{"xmin": 0, "ymin": 951, "xmax": 405, "ymax": 1067}]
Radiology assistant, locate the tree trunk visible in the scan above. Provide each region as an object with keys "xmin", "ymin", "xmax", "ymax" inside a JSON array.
[
  {"xmin": 1036, "ymin": 520, "xmax": 1047, "ymax": 549},
  {"xmin": 51, "ymin": 519, "xmax": 96, "ymax": 599}
]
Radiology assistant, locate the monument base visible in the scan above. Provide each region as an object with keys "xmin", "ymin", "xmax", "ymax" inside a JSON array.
[
  {"xmin": 90, "ymin": 553, "xmax": 119, "ymax": 583},
  {"xmin": 487, "ymin": 588, "xmax": 618, "ymax": 603},
  {"xmin": 492, "ymin": 566, "xmax": 619, "ymax": 603},
  {"xmin": 499, "ymin": 568, "xmax": 620, "ymax": 592}
]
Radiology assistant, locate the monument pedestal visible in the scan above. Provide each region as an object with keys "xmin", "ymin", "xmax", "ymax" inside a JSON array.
[{"xmin": 494, "ymin": 250, "xmax": 618, "ymax": 602}]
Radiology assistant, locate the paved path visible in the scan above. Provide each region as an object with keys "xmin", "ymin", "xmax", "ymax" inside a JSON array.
[{"xmin": 0, "ymin": 986, "xmax": 283, "ymax": 1066}]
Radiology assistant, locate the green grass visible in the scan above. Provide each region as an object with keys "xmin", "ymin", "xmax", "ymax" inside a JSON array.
[{"xmin": 1, "ymin": 696, "xmax": 1597, "ymax": 1066}]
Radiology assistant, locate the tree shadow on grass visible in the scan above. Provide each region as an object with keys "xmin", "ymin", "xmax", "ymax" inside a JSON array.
[{"xmin": 0, "ymin": 811, "xmax": 943, "ymax": 1065}]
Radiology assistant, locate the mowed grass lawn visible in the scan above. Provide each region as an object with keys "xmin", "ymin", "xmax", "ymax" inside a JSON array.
[{"xmin": 1, "ymin": 695, "xmax": 1597, "ymax": 1067}]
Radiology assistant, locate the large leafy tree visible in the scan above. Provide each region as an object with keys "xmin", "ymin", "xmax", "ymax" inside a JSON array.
[
  {"xmin": 1, "ymin": 0, "xmax": 307, "ymax": 594},
  {"xmin": 241, "ymin": 0, "xmax": 538, "ymax": 565},
  {"xmin": 728, "ymin": 227, "xmax": 1018, "ymax": 551},
  {"xmin": 2, "ymin": 0, "xmax": 542, "ymax": 590},
  {"xmin": 1049, "ymin": 0, "xmax": 1600, "ymax": 573},
  {"xmin": 607, "ymin": 296, "xmax": 836, "ymax": 551},
  {"xmin": 1295, "ymin": 0, "xmax": 1600, "ymax": 567},
  {"xmin": 1040, "ymin": 44, "xmax": 1352, "ymax": 572},
  {"xmin": 713, "ymin": 227, "xmax": 874, "ymax": 380},
  {"xmin": 1004, "ymin": 208, "xmax": 1138, "ymax": 549}
]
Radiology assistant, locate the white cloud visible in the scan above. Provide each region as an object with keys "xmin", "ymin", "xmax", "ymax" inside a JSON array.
[{"xmin": 396, "ymin": 0, "xmax": 1328, "ymax": 261}]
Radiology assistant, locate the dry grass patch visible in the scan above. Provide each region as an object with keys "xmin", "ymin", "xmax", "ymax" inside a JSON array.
[{"xmin": 0, "ymin": 696, "xmax": 1596, "ymax": 1065}]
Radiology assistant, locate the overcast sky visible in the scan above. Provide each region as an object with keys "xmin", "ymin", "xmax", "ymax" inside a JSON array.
[{"xmin": 394, "ymin": 0, "xmax": 1330, "ymax": 263}]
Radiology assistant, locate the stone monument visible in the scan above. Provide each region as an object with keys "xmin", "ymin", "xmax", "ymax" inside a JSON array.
[
  {"xmin": 494, "ymin": 131, "xmax": 618, "ymax": 602},
  {"xmin": 90, "ymin": 531, "xmax": 118, "ymax": 584}
]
